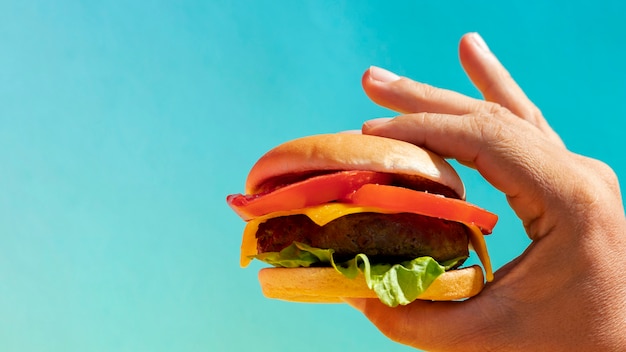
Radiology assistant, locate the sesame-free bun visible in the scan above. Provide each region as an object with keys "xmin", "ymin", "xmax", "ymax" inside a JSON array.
[
  {"xmin": 258, "ymin": 265, "xmax": 484, "ymax": 303},
  {"xmin": 246, "ymin": 134, "xmax": 465, "ymax": 199}
]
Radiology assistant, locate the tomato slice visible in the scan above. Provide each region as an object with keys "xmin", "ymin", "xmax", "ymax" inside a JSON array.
[
  {"xmin": 348, "ymin": 184, "xmax": 498, "ymax": 234},
  {"xmin": 227, "ymin": 171, "xmax": 393, "ymax": 221}
]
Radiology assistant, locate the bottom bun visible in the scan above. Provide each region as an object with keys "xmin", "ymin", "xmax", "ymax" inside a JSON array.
[{"xmin": 258, "ymin": 265, "xmax": 484, "ymax": 303}]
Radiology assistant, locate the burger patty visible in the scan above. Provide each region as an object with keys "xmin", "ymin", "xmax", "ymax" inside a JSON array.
[{"xmin": 256, "ymin": 212, "xmax": 469, "ymax": 265}]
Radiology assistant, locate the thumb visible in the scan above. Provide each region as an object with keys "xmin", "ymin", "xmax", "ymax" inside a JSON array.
[{"xmin": 343, "ymin": 297, "xmax": 489, "ymax": 351}]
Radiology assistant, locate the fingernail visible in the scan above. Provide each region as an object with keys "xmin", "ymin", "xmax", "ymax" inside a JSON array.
[
  {"xmin": 361, "ymin": 117, "xmax": 392, "ymax": 132},
  {"xmin": 337, "ymin": 129, "xmax": 362, "ymax": 134},
  {"xmin": 470, "ymin": 32, "xmax": 490, "ymax": 53},
  {"xmin": 362, "ymin": 117, "xmax": 393, "ymax": 131},
  {"xmin": 369, "ymin": 66, "xmax": 401, "ymax": 83}
]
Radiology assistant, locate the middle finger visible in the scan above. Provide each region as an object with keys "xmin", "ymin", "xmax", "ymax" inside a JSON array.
[{"xmin": 362, "ymin": 66, "xmax": 502, "ymax": 116}]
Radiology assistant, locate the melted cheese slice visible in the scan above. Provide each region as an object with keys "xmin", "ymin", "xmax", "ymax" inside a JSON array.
[
  {"xmin": 240, "ymin": 203, "xmax": 493, "ymax": 282},
  {"xmin": 240, "ymin": 203, "xmax": 384, "ymax": 267},
  {"xmin": 467, "ymin": 223, "xmax": 493, "ymax": 282}
]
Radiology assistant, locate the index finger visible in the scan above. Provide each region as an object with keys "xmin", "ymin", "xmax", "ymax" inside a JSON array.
[{"xmin": 361, "ymin": 112, "xmax": 564, "ymax": 226}]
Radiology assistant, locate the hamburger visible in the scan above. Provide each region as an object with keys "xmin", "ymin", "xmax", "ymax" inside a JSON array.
[{"xmin": 226, "ymin": 133, "xmax": 497, "ymax": 307}]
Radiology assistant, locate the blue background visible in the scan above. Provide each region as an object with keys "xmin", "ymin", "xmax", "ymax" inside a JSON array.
[{"xmin": 1, "ymin": 1, "xmax": 624, "ymax": 351}]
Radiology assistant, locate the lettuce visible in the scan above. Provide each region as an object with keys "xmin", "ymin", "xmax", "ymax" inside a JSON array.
[{"xmin": 253, "ymin": 242, "xmax": 464, "ymax": 307}]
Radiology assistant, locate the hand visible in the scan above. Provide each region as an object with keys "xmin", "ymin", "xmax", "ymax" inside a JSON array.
[{"xmin": 344, "ymin": 33, "xmax": 626, "ymax": 351}]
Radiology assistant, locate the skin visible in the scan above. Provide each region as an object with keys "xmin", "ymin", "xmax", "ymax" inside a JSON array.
[{"xmin": 343, "ymin": 33, "xmax": 626, "ymax": 351}]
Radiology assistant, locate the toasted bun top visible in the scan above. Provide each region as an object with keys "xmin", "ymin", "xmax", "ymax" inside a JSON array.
[{"xmin": 246, "ymin": 133, "xmax": 465, "ymax": 199}]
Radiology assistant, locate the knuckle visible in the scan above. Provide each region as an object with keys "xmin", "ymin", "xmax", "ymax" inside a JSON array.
[
  {"xmin": 529, "ymin": 105, "xmax": 544, "ymax": 122},
  {"xmin": 564, "ymin": 155, "xmax": 621, "ymax": 211},
  {"xmin": 415, "ymin": 82, "xmax": 441, "ymax": 102},
  {"xmin": 588, "ymin": 158, "xmax": 620, "ymax": 194},
  {"xmin": 470, "ymin": 110, "xmax": 509, "ymax": 142},
  {"xmin": 485, "ymin": 101, "xmax": 510, "ymax": 116},
  {"xmin": 521, "ymin": 104, "xmax": 546, "ymax": 128}
]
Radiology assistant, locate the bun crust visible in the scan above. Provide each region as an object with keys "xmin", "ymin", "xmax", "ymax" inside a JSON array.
[
  {"xmin": 258, "ymin": 265, "xmax": 484, "ymax": 303},
  {"xmin": 246, "ymin": 134, "xmax": 465, "ymax": 199}
]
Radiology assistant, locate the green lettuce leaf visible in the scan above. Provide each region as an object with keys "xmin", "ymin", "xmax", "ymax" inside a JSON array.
[
  {"xmin": 252, "ymin": 242, "xmax": 465, "ymax": 307},
  {"xmin": 253, "ymin": 242, "xmax": 333, "ymax": 267}
]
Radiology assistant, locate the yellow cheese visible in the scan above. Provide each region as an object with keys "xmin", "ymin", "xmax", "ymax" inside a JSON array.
[
  {"xmin": 466, "ymin": 223, "xmax": 494, "ymax": 282},
  {"xmin": 240, "ymin": 203, "xmax": 494, "ymax": 282}
]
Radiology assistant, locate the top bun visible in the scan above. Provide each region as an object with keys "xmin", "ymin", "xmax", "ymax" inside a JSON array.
[{"xmin": 246, "ymin": 133, "xmax": 465, "ymax": 199}]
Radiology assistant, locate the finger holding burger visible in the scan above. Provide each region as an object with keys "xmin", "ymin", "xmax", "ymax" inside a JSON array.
[{"xmin": 343, "ymin": 34, "xmax": 626, "ymax": 351}]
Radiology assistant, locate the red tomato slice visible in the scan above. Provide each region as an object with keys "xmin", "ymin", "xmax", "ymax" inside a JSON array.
[
  {"xmin": 227, "ymin": 171, "xmax": 393, "ymax": 221},
  {"xmin": 348, "ymin": 184, "xmax": 498, "ymax": 234}
]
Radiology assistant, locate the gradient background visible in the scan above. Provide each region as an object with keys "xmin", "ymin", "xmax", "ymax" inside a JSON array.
[{"xmin": 1, "ymin": 1, "xmax": 625, "ymax": 351}]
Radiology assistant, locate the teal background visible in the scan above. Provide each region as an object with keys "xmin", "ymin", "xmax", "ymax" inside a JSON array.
[{"xmin": 1, "ymin": 1, "xmax": 624, "ymax": 351}]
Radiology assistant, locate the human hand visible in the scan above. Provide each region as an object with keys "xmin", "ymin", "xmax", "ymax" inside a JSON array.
[{"xmin": 344, "ymin": 33, "xmax": 626, "ymax": 351}]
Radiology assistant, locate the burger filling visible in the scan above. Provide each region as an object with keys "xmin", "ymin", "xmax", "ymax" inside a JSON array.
[
  {"xmin": 230, "ymin": 170, "xmax": 496, "ymax": 307},
  {"xmin": 256, "ymin": 212, "xmax": 469, "ymax": 265}
]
